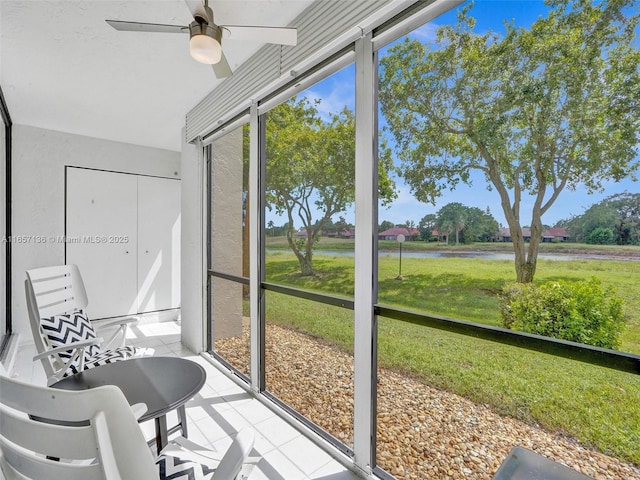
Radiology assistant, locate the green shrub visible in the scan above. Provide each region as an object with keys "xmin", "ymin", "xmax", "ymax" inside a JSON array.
[
  {"xmin": 499, "ymin": 278, "xmax": 625, "ymax": 349},
  {"xmin": 586, "ymin": 227, "xmax": 615, "ymax": 245}
]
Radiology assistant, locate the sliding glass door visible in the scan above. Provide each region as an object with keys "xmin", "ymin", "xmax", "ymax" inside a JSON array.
[
  {"xmin": 203, "ymin": 1, "xmax": 640, "ymax": 477},
  {"xmin": 262, "ymin": 64, "xmax": 357, "ymax": 451}
]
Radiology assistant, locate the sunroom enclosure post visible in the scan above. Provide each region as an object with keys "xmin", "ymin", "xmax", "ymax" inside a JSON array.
[
  {"xmin": 353, "ymin": 31, "xmax": 378, "ymax": 475},
  {"xmin": 249, "ymin": 103, "xmax": 264, "ymax": 392}
]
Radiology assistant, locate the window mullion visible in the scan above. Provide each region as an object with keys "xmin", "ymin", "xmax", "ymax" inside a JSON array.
[
  {"xmin": 353, "ymin": 31, "xmax": 378, "ymax": 475},
  {"xmin": 249, "ymin": 103, "xmax": 264, "ymax": 392}
]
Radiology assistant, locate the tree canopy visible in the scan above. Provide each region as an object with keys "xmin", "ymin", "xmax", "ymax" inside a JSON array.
[
  {"xmin": 563, "ymin": 192, "xmax": 640, "ymax": 244},
  {"xmin": 418, "ymin": 214, "xmax": 437, "ymax": 241},
  {"xmin": 379, "ymin": 220, "xmax": 395, "ymax": 232},
  {"xmin": 379, "ymin": 0, "xmax": 640, "ymax": 282},
  {"xmin": 435, "ymin": 202, "xmax": 468, "ymax": 244},
  {"xmin": 266, "ymin": 96, "xmax": 396, "ymax": 275},
  {"xmin": 435, "ymin": 202, "xmax": 499, "ymax": 244}
]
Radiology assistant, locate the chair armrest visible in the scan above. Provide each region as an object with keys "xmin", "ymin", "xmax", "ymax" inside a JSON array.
[
  {"xmin": 162, "ymin": 437, "xmax": 222, "ymax": 462},
  {"xmin": 33, "ymin": 338, "xmax": 103, "ymax": 361},
  {"xmin": 93, "ymin": 316, "xmax": 138, "ymax": 350},
  {"xmin": 130, "ymin": 402, "xmax": 148, "ymax": 420},
  {"xmin": 92, "ymin": 316, "xmax": 138, "ymax": 330}
]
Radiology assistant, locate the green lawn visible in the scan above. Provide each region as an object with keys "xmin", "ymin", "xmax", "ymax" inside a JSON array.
[
  {"xmin": 266, "ymin": 250, "xmax": 640, "ymax": 353},
  {"xmin": 267, "ymin": 236, "xmax": 640, "ymax": 255},
  {"xmin": 264, "ymin": 249, "xmax": 640, "ymax": 464}
]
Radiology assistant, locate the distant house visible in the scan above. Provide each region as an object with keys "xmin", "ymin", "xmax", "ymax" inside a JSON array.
[
  {"xmin": 378, "ymin": 226, "xmax": 420, "ymax": 241},
  {"xmin": 542, "ymin": 227, "xmax": 569, "ymax": 242},
  {"xmin": 498, "ymin": 227, "xmax": 531, "ymax": 242},
  {"xmin": 497, "ymin": 227, "xmax": 511, "ymax": 242},
  {"xmin": 293, "ymin": 229, "xmax": 311, "ymax": 237},
  {"xmin": 431, "ymin": 229, "xmax": 448, "ymax": 242},
  {"xmin": 498, "ymin": 227, "xmax": 568, "ymax": 242},
  {"xmin": 293, "ymin": 228, "xmax": 357, "ymax": 239}
]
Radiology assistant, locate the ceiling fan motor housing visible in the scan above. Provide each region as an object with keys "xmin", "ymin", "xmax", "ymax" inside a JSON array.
[
  {"xmin": 189, "ymin": 15, "xmax": 223, "ymax": 65},
  {"xmin": 189, "ymin": 21, "xmax": 222, "ymax": 45}
]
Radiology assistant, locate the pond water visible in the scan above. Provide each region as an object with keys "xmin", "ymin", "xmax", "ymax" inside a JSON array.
[
  {"xmin": 267, "ymin": 249, "xmax": 624, "ymax": 262},
  {"xmin": 376, "ymin": 251, "xmax": 578, "ymax": 261}
]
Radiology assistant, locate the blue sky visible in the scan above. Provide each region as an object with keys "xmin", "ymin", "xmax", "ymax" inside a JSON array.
[{"xmin": 269, "ymin": 0, "xmax": 639, "ymax": 229}]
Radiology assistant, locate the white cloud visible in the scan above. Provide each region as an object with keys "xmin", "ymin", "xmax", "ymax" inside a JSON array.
[
  {"xmin": 302, "ymin": 85, "xmax": 354, "ymax": 122},
  {"xmin": 297, "ymin": 65, "xmax": 356, "ymax": 122},
  {"xmin": 410, "ymin": 22, "xmax": 440, "ymax": 42}
]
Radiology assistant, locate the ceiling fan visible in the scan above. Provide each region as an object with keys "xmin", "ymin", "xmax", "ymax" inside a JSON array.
[{"xmin": 106, "ymin": 0, "xmax": 297, "ymax": 78}]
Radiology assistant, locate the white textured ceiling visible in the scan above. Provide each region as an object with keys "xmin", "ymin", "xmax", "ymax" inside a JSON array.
[{"xmin": 0, "ymin": 0, "xmax": 313, "ymax": 151}]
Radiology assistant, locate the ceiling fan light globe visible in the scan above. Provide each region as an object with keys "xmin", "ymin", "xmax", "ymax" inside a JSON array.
[{"xmin": 190, "ymin": 34, "xmax": 222, "ymax": 64}]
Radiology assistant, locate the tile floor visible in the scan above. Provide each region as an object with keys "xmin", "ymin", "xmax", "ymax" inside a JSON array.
[{"xmin": 8, "ymin": 320, "xmax": 363, "ymax": 480}]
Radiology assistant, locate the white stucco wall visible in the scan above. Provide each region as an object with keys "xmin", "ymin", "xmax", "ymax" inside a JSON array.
[
  {"xmin": 11, "ymin": 125, "xmax": 181, "ymax": 341},
  {"xmin": 211, "ymin": 128, "xmax": 244, "ymax": 341}
]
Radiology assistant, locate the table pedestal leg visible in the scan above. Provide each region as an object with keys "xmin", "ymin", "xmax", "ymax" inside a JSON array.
[{"xmin": 155, "ymin": 415, "xmax": 168, "ymax": 454}]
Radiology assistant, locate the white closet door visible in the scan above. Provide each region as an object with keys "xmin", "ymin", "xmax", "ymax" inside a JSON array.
[
  {"xmin": 137, "ymin": 176, "xmax": 181, "ymax": 312},
  {"xmin": 66, "ymin": 168, "xmax": 138, "ymax": 319}
]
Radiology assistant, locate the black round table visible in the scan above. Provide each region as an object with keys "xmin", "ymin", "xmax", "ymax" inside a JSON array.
[{"xmin": 52, "ymin": 356, "xmax": 206, "ymax": 453}]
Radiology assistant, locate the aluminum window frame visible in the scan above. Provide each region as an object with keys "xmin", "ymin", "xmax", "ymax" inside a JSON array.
[
  {"xmin": 199, "ymin": 0, "xmax": 640, "ymax": 477},
  {"xmin": 0, "ymin": 85, "xmax": 12, "ymax": 357}
]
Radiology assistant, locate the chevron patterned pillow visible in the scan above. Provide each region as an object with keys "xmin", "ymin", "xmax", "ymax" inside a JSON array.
[
  {"xmin": 41, "ymin": 309, "xmax": 102, "ymax": 365},
  {"xmin": 156, "ymin": 453, "xmax": 216, "ymax": 480}
]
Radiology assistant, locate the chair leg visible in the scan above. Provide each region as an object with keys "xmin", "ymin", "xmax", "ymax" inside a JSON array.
[
  {"xmin": 155, "ymin": 415, "xmax": 168, "ymax": 454},
  {"xmin": 177, "ymin": 405, "xmax": 188, "ymax": 438}
]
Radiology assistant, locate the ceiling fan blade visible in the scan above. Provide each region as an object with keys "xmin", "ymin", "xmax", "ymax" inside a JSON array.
[
  {"xmin": 212, "ymin": 52, "xmax": 233, "ymax": 79},
  {"xmin": 221, "ymin": 26, "xmax": 297, "ymax": 46},
  {"xmin": 106, "ymin": 20, "xmax": 188, "ymax": 34}
]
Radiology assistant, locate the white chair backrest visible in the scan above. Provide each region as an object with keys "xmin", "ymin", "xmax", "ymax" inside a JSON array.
[
  {"xmin": 26, "ymin": 264, "xmax": 88, "ymax": 318},
  {"xmin": 25, "ymin": 265, "xmax": 89, "ymax": 379},
  {"xmin": 0, "ymin": 375, "xmax": 157, "ymax": 480}
]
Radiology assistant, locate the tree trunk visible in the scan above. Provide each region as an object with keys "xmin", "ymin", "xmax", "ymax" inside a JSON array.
[
  {"xmin": 301, "ymin": 231, "xmax": 315, "ymax": 276},
  {"xmin": 515, "ymin": 257, "xmax": 536, "ymax": 283},
  {"xmin": 299, "ymin": 256, "xmax": 314, "ymax": 276},
  {"xmin": 285, "ymin": 230, "xmax": 315, "ymax": 276},
  {"xmin": 523, "ymin": 216, "xmax": 543, "ymax": 283},
  {"xmin": 509, "ymin": 220, "xmax": 540, "ymax": 283}
]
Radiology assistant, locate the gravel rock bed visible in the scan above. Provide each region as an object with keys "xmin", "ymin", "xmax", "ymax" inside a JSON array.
[{"xmin": 215, "ymin": 324, "xmax": 640, "ymax": 480}]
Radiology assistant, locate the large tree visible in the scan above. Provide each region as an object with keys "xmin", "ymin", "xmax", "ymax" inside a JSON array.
[
  {"xmin": 462, "ymin": 206, "xmax": 500, "ymax": 243},
  {"xmin": 565, "ymin": 192, "xmax": 640, "ymax": 243},
  {"xmin": 418, "ymin": 213, "xmax": 437, "ymax": 241},
  {"xmin": 435, "ymin": 202, "xmax": 499, "ymax": 244},
  {"xmin": 436, "ymin": 202, "xmax": 468, "ymax": 244},
  {"xmin": 379, "ymin": 220, "xmax": 395, "ymax": 232},
  {"xmin": 562, "ymin": 201, "xmax": 618, "ymax": 241},
  {"xmin": 266, "ymin": 97, "xmax": 396, "ymax": 275},
  {"xmin": 607, "ymin": 192, "xmax": 640, "ymax": 244},
  {"xmin": 379, "ymin": 0, "xmax": 640, "ymax": 282}
]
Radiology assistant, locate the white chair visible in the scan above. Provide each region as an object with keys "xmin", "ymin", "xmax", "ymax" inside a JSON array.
[
  {"xmin": 0, "ymin": 375, "xmax": 256, "ymax": 480},
  {"xmin": 25, "ymin": 264, "xmax": 152, "ymax": 385}
]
